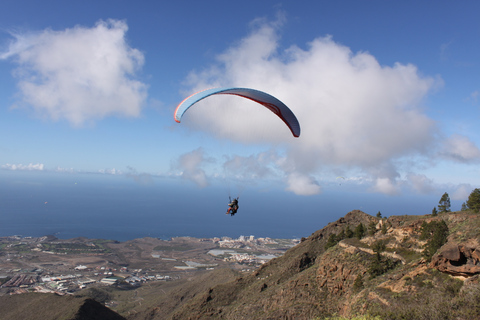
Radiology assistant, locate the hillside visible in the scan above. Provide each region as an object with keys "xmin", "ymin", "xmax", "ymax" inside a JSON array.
[
  {"xmin": 2, "ymin": 210, "xmax": 480, "ymax": 319},
  {"xmin": 164, "ymin": 210, "xmax": 480, "ymax": 320},
  {"xmin": 0, "ymin": 293, "xmax": 126, "ymax": 320},
  {"xmin": 110, "ymin": 267, "xmax": 239, "ymax": 320}
]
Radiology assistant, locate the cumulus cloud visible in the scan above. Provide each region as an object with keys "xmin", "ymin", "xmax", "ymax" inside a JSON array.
[
  {"xmin": 451, "ymin": 184, "xmax": 473, "ymax": 201},
  {"xmin": 182, "ymin": 18, "xmax": 441, "ymax": 195},
  {"xmin": 285, "ymin": 172, "xmax": 321, "ymax": 195},
  {"xmin": 440, "ymin": 134, "xmax": 480, "ymax": 163},
  {"xmin": 174, "ymin": 148, "xmax": 212, "ymax": 187},
  {"xmin": 406, "ymin": 173, "xmax": 436, "ymax": 194},
  {"xmin": 223, "ymin": 150, "xmax": 279, "ymax": 180},
  {"xmin": 1, "ymin": 163, "xmax": 44, "ymax": 171},
  {"xmin": 1, "ymin": 19, "xmax": 147, "ymax": 126},
  {"xmin": 371, "ymin": 178, "xmax": 400, "ymax": 195}
]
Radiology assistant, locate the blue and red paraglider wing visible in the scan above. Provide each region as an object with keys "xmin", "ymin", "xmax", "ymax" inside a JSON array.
[{"xmin": 174, "ymin": 87, "xmax": 300, "ymax": 138}]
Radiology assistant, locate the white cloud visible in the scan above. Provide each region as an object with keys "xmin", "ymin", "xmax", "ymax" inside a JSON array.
[
  {"xmin": 98, "ymin": 168, "xmax": 122, "ymax": 175},
  {"xmin": 174, "ymin": 148, "xmax": 212, "ymax": 187},
  {"xmin": 1, "ymin": 19, "xmax": 147, "ymax": 126},
  {"xmin": 223, "ymin": 150, "xmax": 278, "ymax": 180},
  {"xmin": 2, "ymin": 163, "xmax": 44, "ymax": 171},
  {"xmin": 371, "ymin": 178, "xmax": 399, "ymax": 195},
  {"xmin": 406, "ymin": 173, "xmax": 436, "ymax": 194},
  {"xmin": 54, "ymin": 166, "xmax": 75, "ymax": 173},
  {"xmin": 440, "ymin": 134, "xmax": 480, "ymax": 163},
  {"xmin": 182, "ymin": 19, "xmax": 440, "ymax": 195},
  {"xmin": 451, "ymin": 184, "xmax": 473, "ymax": 201},
  {"xmin": 285, "ymin": 172, "xmax": 321, "ymax": 196}
]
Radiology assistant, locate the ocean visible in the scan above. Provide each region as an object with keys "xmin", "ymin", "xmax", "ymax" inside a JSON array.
[{"xmin": 0, "ymin": 170, "xmax": 446, "ymax": 242}]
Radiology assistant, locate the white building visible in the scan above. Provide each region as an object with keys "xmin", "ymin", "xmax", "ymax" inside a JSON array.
[
  {"xmin": 100, "ymin": 278, "xmax": 118, "ymax": 285},
  {"xmin": 75, "ymin": 265, "xmax": 87, "ymax": 270}
]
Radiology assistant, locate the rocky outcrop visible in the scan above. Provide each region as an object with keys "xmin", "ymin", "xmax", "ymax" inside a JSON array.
[
  {"xmin": 316, "ymin": 250, "xmax": 367, "ymax": 296},
  {"xmin": 431, "ymin": 242, "xmax": 480, "ymax": 277}
]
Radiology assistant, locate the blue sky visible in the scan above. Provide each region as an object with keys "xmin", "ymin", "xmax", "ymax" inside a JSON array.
[{"xmin": 1, "ymin": 1, "xmax": 480, "ymax": 208}]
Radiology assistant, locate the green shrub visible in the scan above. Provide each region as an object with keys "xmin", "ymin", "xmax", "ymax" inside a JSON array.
[
  {"xmin": 325, "ymin": 233, "xmax": 339, "ymax": 250},
  {"xmin": 420, "ymin": 220, "xmax": 449, "ymax": 261},
  {"xmin": 371, "ymin": 240, "xmax": 386, "ymax": 254},
  {"xmin": 353, "ymin": 274, "xmax": 364, "ymax": 291},
  {"xmin": 467, "ymin": 188, "xmax": 480, "ymax": 212},
  {"xmin": 367, "ymin": 253, "xmax": 398, "ymax": 278},
  {"xmin": 354, "ymin": 223, "xmax": 365, "ymax": 239}
]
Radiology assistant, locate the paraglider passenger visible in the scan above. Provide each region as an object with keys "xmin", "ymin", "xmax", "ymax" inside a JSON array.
[{"xmin": 226, "ymin": 197, "xmax": 239, "ymax": 216}]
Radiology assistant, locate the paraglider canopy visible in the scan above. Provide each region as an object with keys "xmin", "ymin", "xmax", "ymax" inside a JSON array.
[{"xmin": 174, "ymin": 87, "xmax": 300, "ymax": 138}]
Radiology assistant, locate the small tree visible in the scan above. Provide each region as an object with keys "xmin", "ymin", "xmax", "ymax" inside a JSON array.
[
  {"xmin": 420, "ymin": 220, "xmax": 449, "ymax": 261},
  {"xmin": 372, "ymin": 240, "xmax": 386, "ymax": 254},
  {"xmin": 354, "ymin": 223, "xmax": 365, "ymax": 239},
  {"xmin": 368, "ymin": 221, "xmax": 377, "ymax": 236},
  {"xmin": 432, "ymin": 207, "xmax": 438, "ymax": 216},
  {"xmin": 381, "ymin": 222, "xmax": 388, "ymax": 235},
  {"xmin": 353, "ymin": 274, "xmax": 364, "ymax": 291},
  {"xmin": 345, "ymin": 225, "xmax": 354, "ymax": 238},
  {"xmin": 466, "ymin": 188, "xmax": 480, "ymax": 212},
  {"xmin": 368, "ymin": 252, "xmax": 398, "ymax": 278},
  {"xmin": 376, "ymin": 211, "xmax": 382, "ymax": 218},
  {"xmin": 325, "ymin": 233, "xmax": 338, "ymax": 250},
  {"xmin": 461, "ymin": 202, "xmax": 468, "ymax": 211},
  {"xmin": 438, "ymin": 192, "xmax": 451, "ymax": 213}
]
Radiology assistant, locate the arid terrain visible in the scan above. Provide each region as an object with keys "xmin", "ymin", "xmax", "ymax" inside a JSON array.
[
  {"xmin": 2, "ymin": 210, "xmax": 480, "ymax": 320},
  {"xmin": 0, "ymin": 234, "xmax": 298, "ymax": 296}
]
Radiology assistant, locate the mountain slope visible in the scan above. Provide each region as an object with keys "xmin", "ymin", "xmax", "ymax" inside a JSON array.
[
  {"xmin": 124, "ymin": 267, "xmax": 239, "ymax": 320},
  {"xmin": 168, "ymin": 210, "xmax": 376, "ymax": 319},
  {"xmin": 4, "ymin": 210, "xmax": 480, "ymax": 320},
  {"xmin": 0, "ymin": 293, "xmax": 126, "ymax": 320},
  {"xmin": 165, "ymin": 210, "xmax": 480, "ymax": 320}
]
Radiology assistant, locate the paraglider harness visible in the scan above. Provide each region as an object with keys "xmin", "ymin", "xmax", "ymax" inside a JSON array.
[{"xmin": 226, "ymin": 196, "xmax": 239, "ymax": 216}]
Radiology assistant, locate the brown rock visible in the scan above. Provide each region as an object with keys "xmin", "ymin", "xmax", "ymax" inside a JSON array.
[
  {"xmin": 441, "ymin": 244, "xmax": 461, "ymax": 261},
  {"xmin": 471, "ymin": 249, "xmax": 480, "ymax": 263},
  {"xmin": 431, "ymin": 243, "xmax": 480, "ymax": 277}
]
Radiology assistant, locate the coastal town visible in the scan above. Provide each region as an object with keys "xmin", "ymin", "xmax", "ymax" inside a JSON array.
[{"xmin": 0, "ymin": 234, "xmax": 299, "ymax": 296}]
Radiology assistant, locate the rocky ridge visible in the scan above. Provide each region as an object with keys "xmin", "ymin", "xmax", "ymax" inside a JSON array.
[{"xmin": 166, "ymin": 210, "xmax": 480, "ymax": 320}]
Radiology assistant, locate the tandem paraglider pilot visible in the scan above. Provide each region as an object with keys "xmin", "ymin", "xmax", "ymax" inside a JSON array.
[{"xmin": 226, "ymin": 197, "xmax": 239, "ymax": 216}]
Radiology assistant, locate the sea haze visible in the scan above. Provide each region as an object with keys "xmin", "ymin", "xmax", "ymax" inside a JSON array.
[{"xmin": 0, "ymin": 170, "xmax": 446, "ymax": 241}]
